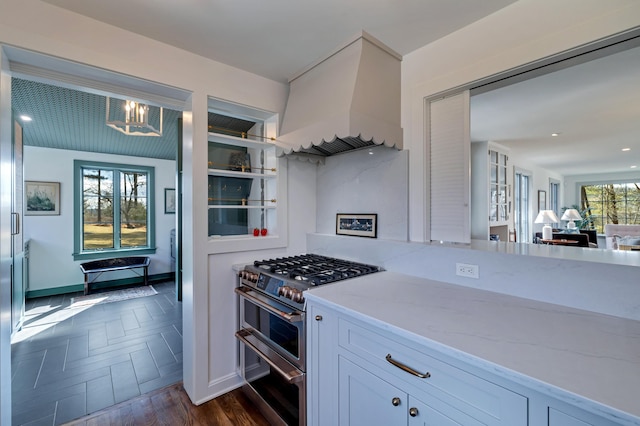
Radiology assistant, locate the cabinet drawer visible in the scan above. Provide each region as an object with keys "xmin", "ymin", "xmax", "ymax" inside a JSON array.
[
  {"xmin": 338, "ymin": 318, "xmax": 527, "ymax": 426},
  {"xmin": 548, "ymin": 406, "xmax": 620, "ymax": 426}
]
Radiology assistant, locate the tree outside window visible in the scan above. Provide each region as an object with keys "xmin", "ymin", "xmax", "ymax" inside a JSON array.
[
  {"xmin": 75, "ymin": 160, "xmax": 155, "ymax": 259},
  {"xmin": 580, "ymin": 183, "xmax": 640, "ymax": 233}
]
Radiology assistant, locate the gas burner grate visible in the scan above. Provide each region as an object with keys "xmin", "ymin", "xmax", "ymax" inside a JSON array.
[{"xmin": 253, "ymin": 254, "xmax": 381, "ymax": 285}]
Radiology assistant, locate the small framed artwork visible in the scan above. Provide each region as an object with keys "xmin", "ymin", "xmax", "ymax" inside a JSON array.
[
  {"xmin": 538, "ymin": 190, "xmax": 546, "ymax": 211},
  {"xmin": 164, "ymin": 188, "xmax": 176, "ymax": 214},
  {"xmin": 25, "ymin": 181, "xmax": 60, "ymax": 216},
  {"xmin": 336, "ymin": 213, "xmax": 377, "ymax": 238}
]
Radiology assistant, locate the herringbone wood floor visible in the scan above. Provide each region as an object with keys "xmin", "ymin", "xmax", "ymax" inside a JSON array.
[{"xmin": 63, "ymin": 382, "xmax": 270, "ymax": 426}]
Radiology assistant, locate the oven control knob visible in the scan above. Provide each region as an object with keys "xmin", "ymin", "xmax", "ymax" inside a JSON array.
[
  {"xmin": 290, "ymin": 289, "xmax": 304, "ymax": 303},
  {"xmin": 239, "ymin": 271, "xmax": 258, "ymax": 283},
  {"xmin": 278, "ymin": 286, "xmax": 290, "ymax": 298}
]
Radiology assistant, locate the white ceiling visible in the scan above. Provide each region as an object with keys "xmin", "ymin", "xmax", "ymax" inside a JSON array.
[
  {"xmin": 14, "ymin": 1, "xmax": 639, "ymax": 178},
  {"xmin": 40, "ymin": 0, "xmax": 516, "ymax": 83},
  {"xmin": 471, "ymin": 42, "xmax": 640, "ymax": 177}
]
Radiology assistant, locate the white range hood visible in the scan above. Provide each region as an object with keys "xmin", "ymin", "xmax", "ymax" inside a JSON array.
[{"xmin": 277, "ymin": 31, "xmax": 403, "ymax": 164}]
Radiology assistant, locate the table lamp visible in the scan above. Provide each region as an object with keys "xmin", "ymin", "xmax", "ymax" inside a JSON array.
[
  {"xmin": 561, "ymin": 208, "xmax": 582, "ymax": 232},
  {"xmin": 535, "ymin": 210, "xmax": 560, "ymax": 240}
]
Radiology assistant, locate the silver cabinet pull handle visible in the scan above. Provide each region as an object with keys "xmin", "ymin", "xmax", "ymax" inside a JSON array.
[
  {"xmin": 391, "ymin": 397, "xmax": 401, "ymax": 406},
  {"xmin": 385, "ymin": 354, "xmax": 431, "ymax": 378},
  {"xmin": 409, "ymin": 407, "xmax": 418, "ymax": 417}
]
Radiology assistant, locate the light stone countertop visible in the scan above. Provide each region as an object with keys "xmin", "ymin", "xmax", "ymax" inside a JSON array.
[{"xmin": 305, "ymin": 271, "xmax": 640, "ymax": 425}]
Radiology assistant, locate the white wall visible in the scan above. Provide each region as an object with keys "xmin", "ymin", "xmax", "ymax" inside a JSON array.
[
  {"xmin": 316, "ymin": 146, "xmax": 409, "ymax": 241},
  {"xmin": 402, "ymin": 0, "xmax": 640, "ymax": 243},
  {"xmin": 23, "ymin": 146, "xmax": 176, "ymax": 292},
  {"xmin": 0, "ymin": 0, "xmax": 291, "ymax": 406}
]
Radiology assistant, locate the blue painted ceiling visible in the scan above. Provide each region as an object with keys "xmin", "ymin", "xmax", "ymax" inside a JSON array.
[{"xmin": 12, "ymin": 78, "xmax": 182, "ymax": 160}]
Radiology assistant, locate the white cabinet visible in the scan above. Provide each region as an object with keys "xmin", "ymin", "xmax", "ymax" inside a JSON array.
[
  {"xmin": 307, "ymin": 296, "xmax": 628, "ymax": 426},
  {"xmin": 338, "ymin": 357, "xmax": 406, "ymax": 426},
  {"xmin": 339, "ymin": 357, "xmax": 486, "ymax": 426},
  {"xmin": 471, "ymin": 142, "xmax": 511, "ymax": 241},
  {"xmin": 545, "ymin": 405, "xmax": 621, "ymax": 426},
  {"xmin": 307, "ymin": 303, "xmax": 339, "ymax": 426},
  {"xmin": 489, "ymin": 148, "xmax": 509, "ymax": 226},
  {"xmin": 307, "ymin": 299, "xmax": 527, "ymax": 426}
]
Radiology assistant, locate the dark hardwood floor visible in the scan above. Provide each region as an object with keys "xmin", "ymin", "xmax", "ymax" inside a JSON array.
[{"xmin": 63, "ymin": 382, "xmax": 270, "ymax": 426}]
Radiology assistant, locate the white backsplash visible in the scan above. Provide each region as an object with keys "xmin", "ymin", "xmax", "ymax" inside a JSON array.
[
  {"xmin": 316, "ymin": 146, "xmax": 408, "ymax": 241},
  {"xmin": 308, "ymin": 233, "xmax": 640, "ymax": 321}
]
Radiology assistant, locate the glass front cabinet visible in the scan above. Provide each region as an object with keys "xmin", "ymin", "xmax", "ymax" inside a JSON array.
[
  {"xmin": 489, "ymin": 149, "xmax": 508, "ymax": 225},
  {"xmin": 207, "ymin": 100, "xmax": 285, "ymax": 252},
  {"xmin": 471, "ymin": 142, "xmax": 511, "ymax": 242}
]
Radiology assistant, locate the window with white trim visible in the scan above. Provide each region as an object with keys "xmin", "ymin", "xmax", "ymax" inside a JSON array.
[
  {"xmin": 549, "ymin": 179, "xmax": 560, "ymax": 218},
  {"xmin": 514, "ymin": 170, "xmax": 531, "ymax": 243}
]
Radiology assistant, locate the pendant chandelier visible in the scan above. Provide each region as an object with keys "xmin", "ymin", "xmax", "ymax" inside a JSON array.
[{"xmin": 106, "ymin": 97, "xmax": 163, "ymax": 137}]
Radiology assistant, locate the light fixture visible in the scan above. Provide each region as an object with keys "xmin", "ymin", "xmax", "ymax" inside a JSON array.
[
  {"xmin": 20, "ymin": 115, "xmax": 32, "ymax": 122},
  {"xmin": 560, "ymin": 208, "xmax": 582, "ymax": 232},
  {"xmin": 106, "ymin": 97, "xmax": 163, "ymax": 137},
  {"xmin": 551, "ymin": 133, "xmax": 560, "ymax": 137},
  {"xmin": 535, "ymin": 210, "xmax": 559, "ymax": 240},
  {"xmin": 622, "ymin": 148, "xmax": 631, "ymax": 151}
]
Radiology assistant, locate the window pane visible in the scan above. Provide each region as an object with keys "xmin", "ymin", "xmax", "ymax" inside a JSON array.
[
  {"xmin": 580, "ymin": 182, "xmax": 640, "ymax": 234},
  {"xmin": 82, "ymin": 168, "xmax": 114, "ymax": 249},
  {"xmin": 120, "ymin": 172, "xmax": 148, "ymax": 247}
]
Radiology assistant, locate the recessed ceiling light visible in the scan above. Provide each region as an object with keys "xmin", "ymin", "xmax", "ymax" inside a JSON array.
[
  {"xmin": 631, "ymin": 165, "xmax": 637, "ymax": 169},
  {"xmin": 551, "ymin": 133, "xmax": 560, "ymax": 137},
  {"xmin": 622, "ymin": 148, "xmax": 631, "ymax": 151},
  {"xmin": 20, "ymin": 115, "xmax": 32, "ymax": 122}
]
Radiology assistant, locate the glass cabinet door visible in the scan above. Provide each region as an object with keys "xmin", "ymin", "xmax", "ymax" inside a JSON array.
[{"xmin": 489, "ymin": 150, "xmax": 508, "ymax": 224}]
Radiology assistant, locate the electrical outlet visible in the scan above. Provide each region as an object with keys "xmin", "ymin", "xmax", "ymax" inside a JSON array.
[{"xmin": 456, "ymin": 263, "xmax": 479, "ymax": 279}]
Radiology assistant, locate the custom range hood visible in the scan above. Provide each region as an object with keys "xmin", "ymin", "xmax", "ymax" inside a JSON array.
[{"xmin": 277, "ymin": 31, "xmax": 403, "ymax": 163}]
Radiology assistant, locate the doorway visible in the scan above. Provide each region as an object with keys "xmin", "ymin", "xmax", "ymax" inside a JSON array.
[{"xmin": 3, "ymin": 45, "xmax": 187, "ymax": 424}]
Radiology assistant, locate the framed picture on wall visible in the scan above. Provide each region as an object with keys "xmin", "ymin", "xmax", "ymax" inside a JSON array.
[
  {"xmin": 165, "ymin": 188, "xmax": 176, "ymax": 214},
  {"xmin": 25, "ymin": 181, "xmax": 60, "ymax": 216},
  {"xmin": 336, "ymin": 213, "xmax": 377, "ymax": 238},
  {"xmin": 538, "ymin": 190, "xmax": 546, "ymax": 211}
]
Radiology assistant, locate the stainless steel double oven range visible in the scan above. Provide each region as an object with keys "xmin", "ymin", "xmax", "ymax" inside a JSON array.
[{"xmin": 235, "ymin": 254, "xmax": 382, "ymax": 425}]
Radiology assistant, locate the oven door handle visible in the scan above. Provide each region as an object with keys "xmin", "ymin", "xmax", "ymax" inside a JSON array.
[
  {"xmin": 236, "ymin": 329, "xmax": 305, "ymax": 384},
  {"xmin": 235, "ymin": 286, "xmax": 304, "ymax": 323}
]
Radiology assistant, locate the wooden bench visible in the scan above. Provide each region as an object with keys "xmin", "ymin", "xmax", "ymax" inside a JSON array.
[{"xmin": 79, "ymin": 256, "xmax": 150, "ymax": 295}]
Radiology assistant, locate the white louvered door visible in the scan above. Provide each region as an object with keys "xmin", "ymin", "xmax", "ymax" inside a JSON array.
[{"xmin": 428, "ymin": 91, "xmax": 471, "ymax": 244}]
